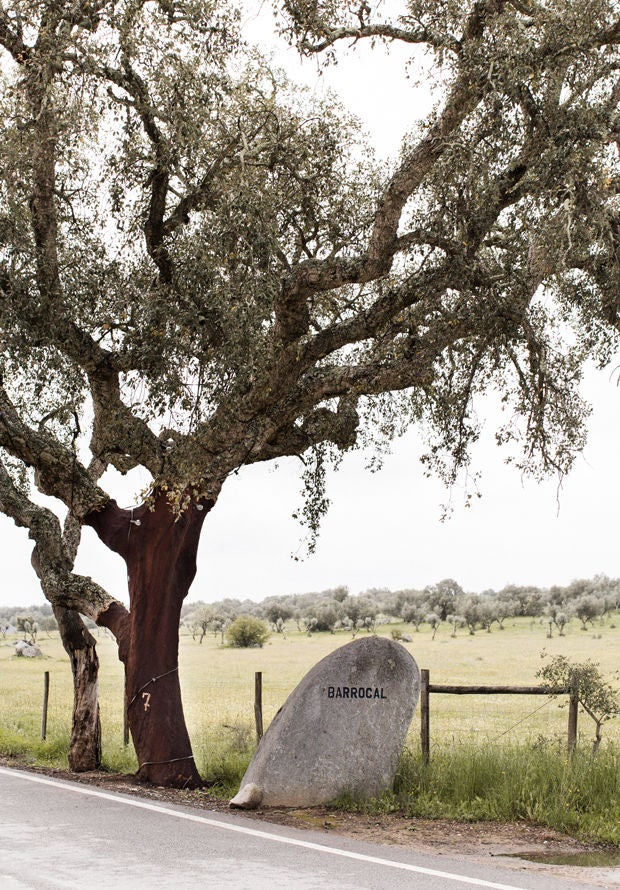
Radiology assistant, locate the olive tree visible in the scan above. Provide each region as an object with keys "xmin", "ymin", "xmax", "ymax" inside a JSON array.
[
  {"xmin": 0, "ymin": 0, "xmax": 619, "ymax": 786},
  {"xmin": 538, "ymin": 653, "xmax": 620, "ymax": 752}
]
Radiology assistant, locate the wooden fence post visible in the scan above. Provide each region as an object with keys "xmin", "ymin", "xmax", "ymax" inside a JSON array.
[
  {"xmin": 568, "ymin": 676, "xmax": 579, "ymax": 753},
  {"xmin": 41, "ymin": 671, "xmax": 50, "ymax": 741},
  {"xmin": 123, "ymin": 696, "xmax": 130, "ymax": 746},
  {"xmin": 254, "ymin": 671, "xmax": 264, "ymax": 742},
  {"xmin": 420, "ymin": 668, "xmax": 430, "ymax": 763}
]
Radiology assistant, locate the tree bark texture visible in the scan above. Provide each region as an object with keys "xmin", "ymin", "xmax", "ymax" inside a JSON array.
[
  {"xmin": 86, "ymin": 493, "xmax": 212, "ymax": 787},
  {"xmin": 53, "ymin": 607, "xmax": 102, "ymax": 772}
]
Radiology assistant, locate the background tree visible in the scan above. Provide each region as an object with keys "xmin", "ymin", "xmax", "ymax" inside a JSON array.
[
  {"xmin": 425, "ymin": 611, "xmax": 442, "ymax": 640},
  {"xmin": 401, "ymin": 600, "xmax": 427, "ymax": 630},
  {"xmin": 16, "ymin": 616, "xmax": 38, "ymax": 644},
  {"xmin": 545, "ymin": 603, "xmax": 570, "ymax": 637},
  {"xmin": 185, "ymin": 606, "xmax": 215, "ymax": 644},
  {"xmin": 385, "ymin": 588, "xmax": 424, "ymax": 619},
  {"xmin": 499, "ymin": 585, "xmax": 546, "ymax": 619},
  {"xmin": 573, "ymin": 595, "xmax": 604, "ymax": 631},
  {"xmin": 1, "ymin": 0, "xmax": 620, "ymax": 786},
  {"xmin": 424, "ymin": 579, "xmax": 464, "ymax": 622},
  {"xmin": 330, "ymin": 585, "xmax": 350, "ymax": 604},
  {"xmin": 462, "ymin": 596, "xmax": 482, "ymax": 635},
  {"xmin": 210, "ymin": 616, "xmax": 229, "ymax": 645},
  {"xmin": 494, "ymin": 597, "xmax": 517, "ymax": 630},
  {"xmin": 311, "ymin": 601, "xmax": 342, "ymax": 633},
  {"xmin": 446, "ymin": 613, "xmax": 466, "ymax": 638},
  {"xmin": 478, "ymin": 599, "xmax": 498, "ymax": 633},
  {"xmin": 302, "ymin": 614, "xmax": 318, "ymax": 635},
  {"xmin": 262, "ymin": 601, "xmax": 294, "ymax": 631},
  {"xmin": 341, "ymin": 616, "xmax": 358, "ymax": 638}
]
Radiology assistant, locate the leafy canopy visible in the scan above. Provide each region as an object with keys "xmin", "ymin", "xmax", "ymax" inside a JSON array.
[{"xmin": 0, "ymin": 0, "xmax": 619, "ymax": 613}]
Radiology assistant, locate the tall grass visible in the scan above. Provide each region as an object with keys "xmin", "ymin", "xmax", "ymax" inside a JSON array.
[{"xmin": 334, "ymin": 742, "xmax": 620, "ymax": 845}]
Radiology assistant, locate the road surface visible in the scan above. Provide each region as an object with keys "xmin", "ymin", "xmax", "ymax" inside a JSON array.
[{"xmin": 0, "ymin": 766, "xmax": 615, "ymax": 889}]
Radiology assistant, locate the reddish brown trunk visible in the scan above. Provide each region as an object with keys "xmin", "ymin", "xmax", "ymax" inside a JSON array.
[
  {"xmin": 87, "ymin": 492, "xmax": 212, "ymax": 788},
  {"xmin": 54, "ymin": 607, "xmax": 102, "ymax": 772}
]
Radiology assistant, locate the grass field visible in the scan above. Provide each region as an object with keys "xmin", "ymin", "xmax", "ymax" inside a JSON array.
[
  {"xmin": 2, "ymin": 617, "xmax": 619, "ymax": 842},
  {"xmin": 2, "ymin": 616, "xmax": 619, "ymax": 764}
]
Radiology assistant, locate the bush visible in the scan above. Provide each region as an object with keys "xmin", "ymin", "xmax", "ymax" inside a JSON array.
[{"xmin": 226, "ymin": 616, "xmax": 270, "ymax": 648}]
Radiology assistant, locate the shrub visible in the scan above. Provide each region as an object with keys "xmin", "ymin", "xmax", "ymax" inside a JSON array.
[
  {"xmin": 537, "ymin": 652, "xmax": 620, "ymax": 752},
  {"xmin": 226, "ymin": 616, "xmax": 270, "ymax": 648}
]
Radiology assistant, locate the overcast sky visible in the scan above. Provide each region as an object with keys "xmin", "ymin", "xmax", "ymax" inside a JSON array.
[{"xmin": 2, "ymin": 2, "xmax": 619, "ymax": 609}]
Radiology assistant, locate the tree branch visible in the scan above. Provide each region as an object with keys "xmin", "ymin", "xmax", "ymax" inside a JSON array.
[
  {"xmin": 274, "ymin": 3, "xmax": 506, "ymax": 344},
  {"xmin": 254, "ymin": 398, "xmax": 359, "ymax": 461},
  {"xmin": 103, "ymin": 58, "xmax": 173, "ymax": 282},
  {"xmin": 298, "ymin": 22, "xmax": 431, "ymax": 54},
  {"xmin": 0, "ymin": 3, "xmax": 30, "ymax": 61},
  {"xmin": 0, "ymin": 384, "xmax": 107, "ymax": 517},
  {"xmin": 0, "ymin": 457, "xmax": 125, "ymax": 629}
]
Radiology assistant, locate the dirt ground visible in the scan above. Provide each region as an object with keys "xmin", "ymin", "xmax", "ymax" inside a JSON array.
[{"xmin": 3, "ymin": 757, "xmax": 620, "ymax": 888}]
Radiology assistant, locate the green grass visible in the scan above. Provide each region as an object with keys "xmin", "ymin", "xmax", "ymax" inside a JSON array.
[
  {"xmin": 1, "ymin": 618, "xmax": 619, "ymax": 842},
  {"xmin": 332, "ymin": 742, "xmax": 620, "ymax": 845},
  {"xmin": 377, "ymin": 742, "xmax": 620, "ymax": 845}
]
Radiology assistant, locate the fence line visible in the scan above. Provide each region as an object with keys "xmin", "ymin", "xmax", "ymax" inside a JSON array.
[{"xmin": 419, "ymin": 668, "xmax": 579, "ymax": 762}]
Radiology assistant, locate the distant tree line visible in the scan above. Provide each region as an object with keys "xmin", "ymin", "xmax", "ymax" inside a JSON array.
[
  {"xmin": 3, "ymin": 575, "xmax": 618, "ymax": 644},
  {"xmin": 180, "ymin": 575, "xmax": 620, "ymax": 642},
  {"xmin": 0, "ymin": 602, "xmax": 58, "ymax": 639}
]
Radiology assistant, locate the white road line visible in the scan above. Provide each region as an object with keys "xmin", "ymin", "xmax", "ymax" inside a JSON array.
[{"xmin": 0, "ymin": 766, "xmax": 528, "ymax": 890}]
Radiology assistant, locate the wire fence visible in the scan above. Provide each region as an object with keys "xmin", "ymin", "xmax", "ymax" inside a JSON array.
[{"xmin": 419, "ymin": 668, "xmax": 578, "ymax": 761}]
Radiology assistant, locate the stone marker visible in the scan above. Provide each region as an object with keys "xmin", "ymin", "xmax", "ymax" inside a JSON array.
[
  {"xmin": 230, "ymin": 636, "xmax": 419, "ymax": 809},
  {"xmin": 14, "ymin": 640, "xmax": 42, "ymax": 658}
]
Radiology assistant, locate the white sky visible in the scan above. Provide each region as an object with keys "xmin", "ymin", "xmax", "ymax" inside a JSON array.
[{"xmin": 2, "ymin": 2, "xmax": 619, "ymax": 608}]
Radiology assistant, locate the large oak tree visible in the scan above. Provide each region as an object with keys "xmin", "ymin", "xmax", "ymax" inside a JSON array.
[{"xmin": 0, "ymin": 0, "xmax": 619, "ymax": 786}]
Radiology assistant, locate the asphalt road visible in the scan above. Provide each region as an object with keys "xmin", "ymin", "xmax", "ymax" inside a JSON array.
[{"xmin": 0, "ymin": 766, "xmax": 613, "ymax": 889}]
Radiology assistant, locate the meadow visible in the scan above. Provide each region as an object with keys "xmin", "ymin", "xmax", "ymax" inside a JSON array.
[{"xmin": 1, "ymin": 617, "xmax": 619, "ymax": 843}]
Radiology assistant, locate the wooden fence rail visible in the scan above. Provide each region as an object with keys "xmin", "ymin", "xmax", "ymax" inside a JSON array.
[{"xmin": 420, "ymin": 668, "xmax": 579, "ymax": 762}]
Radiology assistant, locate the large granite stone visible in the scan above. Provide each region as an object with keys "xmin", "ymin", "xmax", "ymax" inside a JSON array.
[{"xmin": 230, "ymin": 636, "xmax": 419, "ymax": 808}]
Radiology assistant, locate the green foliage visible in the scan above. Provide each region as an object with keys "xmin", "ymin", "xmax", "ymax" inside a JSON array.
[
  {"xmin": 226, "ymin": 615, "xmax": 270, "ymax": 648},
  {"xmin": 329, "ymin": 743, "xmax": 620, "ymax": 844},
  {"xmin": 388, "ymin": 744, "xmax": 620, "ymax": 845},
  {"xmin": 0, "ymin": 726, "xmax": 70, "ymax": 767},
  {"xmin": 195, "ymin": 720, "xmax": 254, "ymax": 796},
  {"xmin": 537, "ymin": 652, "xmax": 620, "ymax": 750},
  {"xmin": 2, "ymin": 0, "xmax": 620, "ymax": 549}
]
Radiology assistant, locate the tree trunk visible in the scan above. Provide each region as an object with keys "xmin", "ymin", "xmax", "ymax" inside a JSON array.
[
  {"xmin": 54, "ymin": 606, "xmax": 102, "ymax": 772},
  {"xmin": 86, "ymin": 492, "xmax": 212, "ymax": 788}
]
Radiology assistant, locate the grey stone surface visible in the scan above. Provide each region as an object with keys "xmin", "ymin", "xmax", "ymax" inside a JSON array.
[
  {"xmin": 14, "ymin": 641, "xmax": 42, "ymax": 658},
  {"xmin": 229, "ymin": 782, "xmax": 263, "ymax": 810},
  {"xmin": 231, "ymin": 636, "xmax": 419, "ymax": 808}
]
